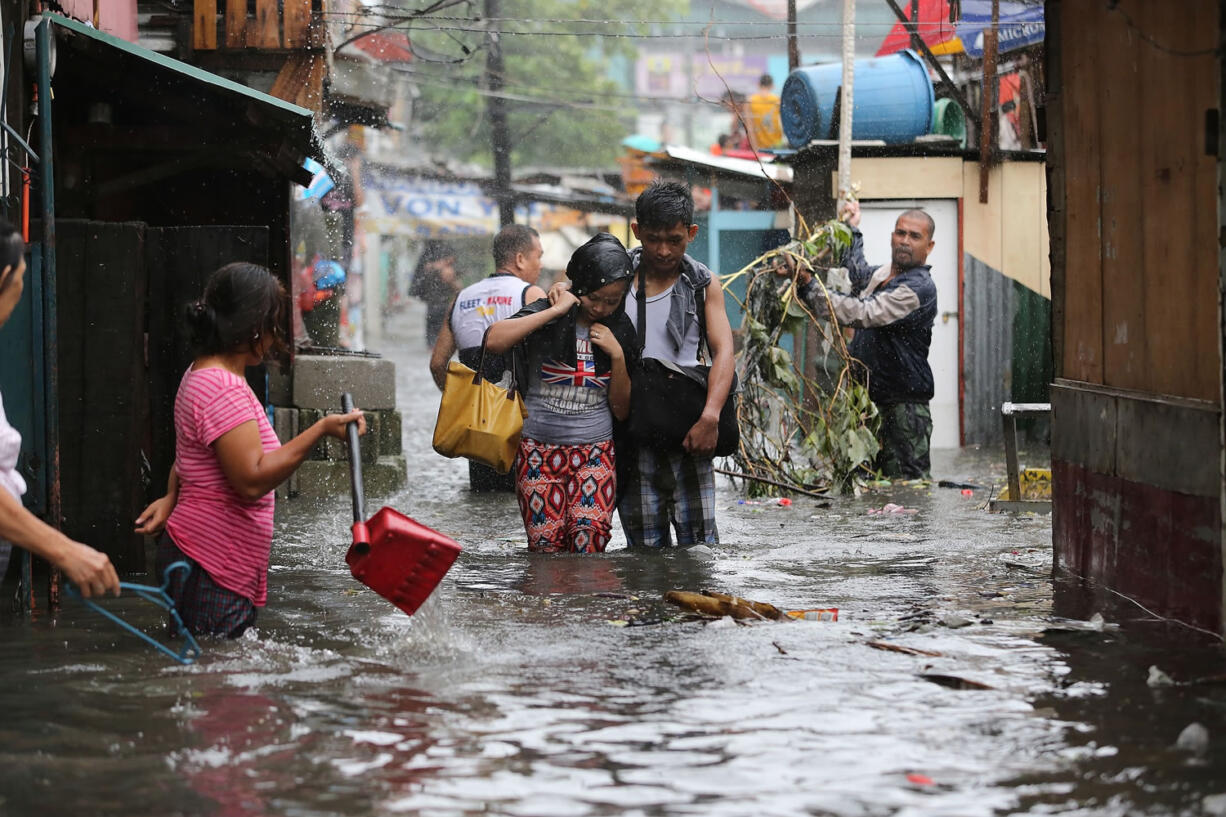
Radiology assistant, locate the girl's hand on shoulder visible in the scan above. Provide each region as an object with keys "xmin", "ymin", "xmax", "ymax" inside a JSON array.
[
  {"xmin": 551, "ymin": 290, "xmax": 579, "ymax": 315},
  {"xmin": 323, "ymin": 408, "xmax": 366, "ymax": 440},
  {"xmin": 589, "ymin": 323, "xmax": 622, "ymax": 359},
  {"xmin": 134, "ymin": 495, "xmax": 176, "ymax": 536},
  {"xmin": 547, "ymin": 280, "xmax": 571, "ymax": 306}
]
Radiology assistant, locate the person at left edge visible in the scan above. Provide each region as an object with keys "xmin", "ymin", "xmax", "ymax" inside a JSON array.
[
  {"xmin": 484, "ymin": 233, "xmax": 637, "ymax": 554},
  {"xmin": 430, "ymin": 224, "xmax": 547, "ymax": 492},
  {"xmin": 134, "ymin": 262, "xmax": 367, "ymax": 638}
]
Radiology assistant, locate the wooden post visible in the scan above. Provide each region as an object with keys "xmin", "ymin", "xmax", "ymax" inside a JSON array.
[
  {"xmin": 36, "ymin": 19, "xmax": 60, "ymax": 608},
  {"xmin": 224, "ymin": 0, "xmax": 245, "ymax": 47},
  {"xmin": 283, "ymin": 0, "xmax": 310, "ymax": 48},
  {"xmin": 1218, "ymin": 0, "xmax": 1226, "ymax": 635},
  {"xmin": 787, "ymin": 0, "xmax": 799, "ymax": 71},
  {"xmin": 1046, "ymin": 1, "xmax": 1065, "ymax": 382},
  {"xmin": 978, "ymin": 0, "xmax": 999, "ymax": 203},
  {"xmin": 837, "ymin": 0, "xmax": 855, "ymax": 202},
  {"xmin": 193, "ymin": 0, "xmax": 218, "ymax": 50}
]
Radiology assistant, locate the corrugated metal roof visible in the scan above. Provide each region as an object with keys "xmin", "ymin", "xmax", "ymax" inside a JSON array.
[{"xmin": 648, "ymin": 144, "xmax": 794, "ymax": 184}]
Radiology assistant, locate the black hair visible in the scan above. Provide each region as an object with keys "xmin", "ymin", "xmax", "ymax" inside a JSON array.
[
  {"xmin": 415, "ymin": 240, "xmax": 456, "ymax": 274},
  {"xmin": 899, "ymin": 209, "xmax": 936, "ymax": 240},
  {"xmin": 759, "ymin": 73, "xmax": 774, "ymax": 87},
  {"xmin": 634, "ymin": 180, "xmax": 695, "ymax": 231},
  {"xmin": 0, "ymin": 220, "xmax": 24, "ymax": 295},
  {"xmin": 185, "ymin": 262, "xmax": 288, "ymax": 359},
  {"xmin": 492, "ymin": 224, "xmax": 540, "ymax": 269},
  {"xmin": 566, "ymin": 233, "xmax": 632, "ymax": 296}
]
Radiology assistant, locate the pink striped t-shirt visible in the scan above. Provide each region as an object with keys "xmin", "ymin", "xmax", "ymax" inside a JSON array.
[{"xmin": 165, "ymin": 366, "xmax": 281, "ymax": 606}]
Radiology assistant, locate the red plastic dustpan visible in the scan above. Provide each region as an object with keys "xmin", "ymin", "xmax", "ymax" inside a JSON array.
[{"xmin": 342, "ymin": 393, "xmax": 461, "ymax": 615}]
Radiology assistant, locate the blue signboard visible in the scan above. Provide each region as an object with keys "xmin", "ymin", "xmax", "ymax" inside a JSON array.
[{"xmin": 958, "ymin": 1, "xmax": 1044, "ymax": 58}]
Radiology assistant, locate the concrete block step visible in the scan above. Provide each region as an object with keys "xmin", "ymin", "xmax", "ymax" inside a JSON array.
[
  {"xmin": 294, "ymin": 455, "xmax": 407, "ymax": 499},
  {"xmin": 292, "ymin": 354, "xmax": 397, "ymax": 411}
]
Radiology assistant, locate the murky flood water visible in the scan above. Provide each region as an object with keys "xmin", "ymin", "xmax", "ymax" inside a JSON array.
[{"xmin": 1, "ymin": 312, "xmax": 1224, "ymax": 816}]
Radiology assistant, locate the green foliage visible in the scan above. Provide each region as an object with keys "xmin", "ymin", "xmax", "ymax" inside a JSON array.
[
  {"xmin": 725, "ymin": 217, "xmax": 881, "ymax": 496},
  {"xmin": 410, "ymin": 0, "xmax": 681, "ymax": 167}
]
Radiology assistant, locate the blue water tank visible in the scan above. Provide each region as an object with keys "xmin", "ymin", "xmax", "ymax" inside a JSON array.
[{"xmin": 781, "ymin": 50, "xmax": 935, "ymax": 148}]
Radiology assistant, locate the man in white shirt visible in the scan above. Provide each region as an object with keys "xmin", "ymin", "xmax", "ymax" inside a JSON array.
[{"xmin": 429, "ymin": 224, "xmax": 546, "ymax": 491}]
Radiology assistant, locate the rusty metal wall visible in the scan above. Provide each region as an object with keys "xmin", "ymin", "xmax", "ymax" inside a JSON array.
[
  {"xmin": 963, "ymin": 254, "xmax": 1014, "ymax": 447},
  {"xmin": 963, "ymin": 253, "xmax": 1052, "ymax": 448}
]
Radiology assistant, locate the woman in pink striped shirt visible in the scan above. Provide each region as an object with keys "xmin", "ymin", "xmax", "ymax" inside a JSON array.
[
  {"xmin": 0, "ymin": 220, "xmax": 120, "ymax": 598},
  {"xmin": 135, "ymin": 262, "xmax": 366, "ymax": 637}
]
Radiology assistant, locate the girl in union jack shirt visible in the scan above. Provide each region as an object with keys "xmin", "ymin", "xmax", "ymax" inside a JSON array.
[{"xmin": 485, "ymin": 233, "xmax": 637, "ymax": 553}]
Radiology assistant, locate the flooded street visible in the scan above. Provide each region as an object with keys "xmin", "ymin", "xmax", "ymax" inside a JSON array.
[{"xmin": 1, "ymin": 309, "xmax": 1224, "ymax": 817}]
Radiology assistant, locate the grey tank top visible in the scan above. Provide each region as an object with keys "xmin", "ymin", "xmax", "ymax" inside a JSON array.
[{"xmin": 627, "ymin": 282, "xmax": 701, "ymax": 366}]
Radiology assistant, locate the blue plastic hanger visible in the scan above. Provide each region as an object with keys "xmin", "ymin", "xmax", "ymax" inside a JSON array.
[{"xmin": 66, "ymin": 560, "xmax": 203, "ymax": 665}]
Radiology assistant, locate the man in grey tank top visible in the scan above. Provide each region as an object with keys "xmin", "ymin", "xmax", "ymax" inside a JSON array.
[{"xmin": 621, "ymin": 181, "xmax": 736, "ymax": 547}]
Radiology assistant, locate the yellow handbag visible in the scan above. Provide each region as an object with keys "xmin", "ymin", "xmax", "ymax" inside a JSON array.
[{"xmin": 432, "ymin": 357, "xmax": 527, "ymax": 474}]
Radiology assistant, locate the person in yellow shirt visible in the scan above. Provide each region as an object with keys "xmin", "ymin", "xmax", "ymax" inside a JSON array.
[{"xmin": 747, "ymin": 73, "xmax": 783, "ymax": 151}]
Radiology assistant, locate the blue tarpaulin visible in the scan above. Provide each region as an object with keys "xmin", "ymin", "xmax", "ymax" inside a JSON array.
[{"xmin": 297, "ymin": 157, "xmax": 335, "ymax": 201}]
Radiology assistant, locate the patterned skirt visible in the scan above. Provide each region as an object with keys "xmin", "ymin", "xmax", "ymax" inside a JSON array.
[{"xmin": 514, "ymin": 438, "xmax": 616, "ymax": 553}]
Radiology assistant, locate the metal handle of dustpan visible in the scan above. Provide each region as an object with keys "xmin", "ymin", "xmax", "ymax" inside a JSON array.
[{"xmin": 341, "ymin": 393, "xmax": 367, "ymax": 538}]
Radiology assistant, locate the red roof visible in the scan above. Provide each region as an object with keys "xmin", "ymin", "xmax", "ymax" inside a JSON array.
[{"xmin": 352, "ymin": 30, "xmax": 414, "ymax": 63}]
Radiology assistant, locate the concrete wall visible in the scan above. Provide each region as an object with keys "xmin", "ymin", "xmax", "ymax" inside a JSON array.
[
  {"xmin": 839, "ymin": 155, "xmax": 1050, "ymax": 298},
  {"xmin": 1051, "ymin": 381, "xmax": 1221, "ymax": 632},
  {"xmin": 61, "ymin": 0, "xmax": 138, "ymax": 42}
]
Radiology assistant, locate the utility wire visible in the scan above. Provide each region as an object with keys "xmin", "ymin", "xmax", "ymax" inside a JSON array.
[
  {"xmin": 403, "ymin": 67, "xmax": 730, "ymax": 109},
  {"xmin": 326, "ymin": 11, "xmax": 926, "ymax": 28},
  {"xmin": 398, "ymin": 70, "xmax": 633, "ymax": 112},
  {"xmin": 321, "ymin": 16, "xmax": 957, "ymax": 39}
]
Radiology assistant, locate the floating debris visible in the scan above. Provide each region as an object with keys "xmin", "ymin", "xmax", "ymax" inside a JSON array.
[
  {"xmin": 786, "ymin": 608, "xmax": 839, "ymax": 622},
  {"xmin": 1148, "ymin": 665, "xmax": 1177, "ymax": 687},
  {"xmin": 867, "ymin": 503, "xmax": 918, "ymax": 515},
  {"xmin": 866, "ymin": 641, "xmax": 943, "ymax": 658},
  {"xmin": 664, "ymin": 590, "xmax": 784, "ymax": 621},
  {"xmin": 919, "ymin": 674, "xmax": 995, "ymax": 691}
]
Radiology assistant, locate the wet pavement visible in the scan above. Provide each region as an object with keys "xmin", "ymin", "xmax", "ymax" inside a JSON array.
[{"xmin": 0, "ymin": 307, "xmax": 1224, "ymax": 816}]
